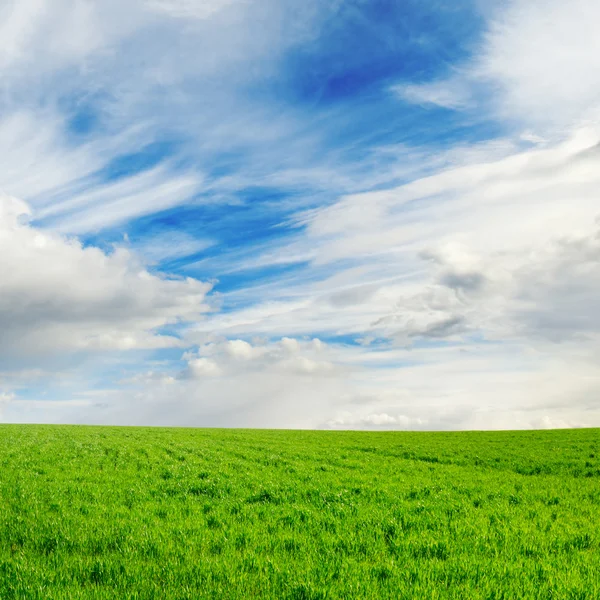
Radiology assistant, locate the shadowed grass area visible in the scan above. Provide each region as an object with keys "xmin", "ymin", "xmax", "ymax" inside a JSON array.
[{"xmin": 0, "ymin": 425, "xmax": 599, "ymax": 598}]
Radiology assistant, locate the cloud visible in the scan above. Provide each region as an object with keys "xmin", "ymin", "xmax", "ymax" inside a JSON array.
[
  {"xmin": 37, "ymin": 164, "xmax": 203, "ymax": 234},
  {"xmin": 127, "ymin": 231, "xmax": 214, "ymax": 265},
  {"xmin": 510, "ymin": 224, "xmax": 600, "ymax": 342},
  {"xmin": 393, "ymin": 80, "xmax": 471, "ymax": 110},
  {"xmin": 34, "ymin": 337, "xmax": 349, "ymax": 428},
  {"xmin": 477, "ymin": 0, "xmax": 600, "ymax": 129},
  {"xmin": 0, "ymin": 193, "xmax": 212, "ymax": 358},
  {"xmin": 0, "ymin": 110, "xmax": 139, "ymax": 202},
  {"xmin": 373, "ymin": 217, "xmax": 600, "ymax": 348},
  {"xmin": 0, "ymin": 393, "xmax": 15, "ymax": 419},
  {"xmin": 146, "ymin": 0, "xmax": 240, "ymax": 19},
  {"xmin": 6, "ymin": 334, "xmax": 600, "ymax": 430},
  {"xmin": 327, "ymin": 412, "xmax": 425, "ymax": 429},
  {"xmin": 394, "ymin": 0, "xmax": 600, "ymax": 133},
  {"xmin": 183, "ymin": 337, "xmax": 337, "ymax": 378}
]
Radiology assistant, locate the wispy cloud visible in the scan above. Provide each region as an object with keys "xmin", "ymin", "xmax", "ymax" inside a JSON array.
[
  {"xmin": 37, "ymin": 165, "xmax": 203, "ymax": 234},
  {"xmin": 393, "ymin": 80, "xmax": 471, "ymax": 110}
]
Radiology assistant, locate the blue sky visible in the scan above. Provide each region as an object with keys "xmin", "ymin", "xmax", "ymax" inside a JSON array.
[{"xmin": 1, "ymin": 0, "xmax": 600, "ymax": 429}]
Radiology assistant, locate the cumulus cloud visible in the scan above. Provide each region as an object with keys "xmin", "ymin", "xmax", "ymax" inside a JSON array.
[
  {"xmin": 328, "ymin": 412, "xmax": 425, "ymax": 430},
  {"xmin": 22, "ymin": 337, "xmax": 350, "ymax": 428},
  {"xmin": 184, "ymin": 337, "xmax": 337, "ymax": 379},
  {"xmin": 0, "ymin": 193, "xmax": 212, "ymax": 358},
  {"xmin": 384, "ymin": 219, "xmax": 600, "ymax": 347}
]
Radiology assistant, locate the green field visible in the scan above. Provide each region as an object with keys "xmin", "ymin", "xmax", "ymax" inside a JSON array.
[{"xmin": 0, "ymin": 426, "xmax": 599, "ymax": 599}]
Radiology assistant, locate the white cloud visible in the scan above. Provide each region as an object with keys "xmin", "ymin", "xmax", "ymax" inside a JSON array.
[
  {"xmin": 146, "ymin": 0, "xmax": 239, "ymax": 19},
  {"xmin": 477, "ymin": 0, "xmax": 600, "ymax": 130},
  {"xmin": 187, "ymin": 357, "xmax": 223, "ymax": 378},
  {"xmin": 395, "ymin": 0, "xmax": 600, "ymax": 133},
  {"xmin": 6, "ymin": 334, "xmax": 599, "ymax": 429},
  {"xmin": 0, "ymin": 111, "xmax": 142, "ymax": 202},
  {"xmin": 393, "ymin": 80, "xmax": 471, "ymax": 110},
  {"xmin": 38, "ymin": 164, "xmax": 203, "ymax": 234},
  {"xmin": 328, "ymin": 412, "xmax": 424, "ymax": 429},
  {"xmin": 126, "ymin": 231, "xmax": 214, "ymax": 265},
  {"xmin": 375, "ymin": 218, "xmax": 600, "ymax": 347},
  {"xmin": 28, "ymin": 337, "xmax": 349, "ymax": 428},
  {"xmin": 0, "ymin": 392, "xmax": 15, "ymax": 418},
  {"xmin": 185, "ymin": 337, "xmax": 338, "ymax": 378},
  {"xmin": 0, "ymin": 193, "xmax": 212, "ymax": 358}
]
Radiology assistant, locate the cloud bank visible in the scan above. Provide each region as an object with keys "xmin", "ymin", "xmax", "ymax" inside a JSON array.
[{"xmin": 0, "ymin": 194, "xmax": 211, "ymax": 358}]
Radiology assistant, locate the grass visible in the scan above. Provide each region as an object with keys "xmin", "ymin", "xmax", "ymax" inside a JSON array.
[{"xmin": 0, "ymin": 426, "xmax": 599, "ymax": 599}]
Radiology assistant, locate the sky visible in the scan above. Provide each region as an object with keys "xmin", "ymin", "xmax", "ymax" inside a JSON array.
[{"xmin": 1, "ymin": 0, "xmax": 600, "ymax": 430}]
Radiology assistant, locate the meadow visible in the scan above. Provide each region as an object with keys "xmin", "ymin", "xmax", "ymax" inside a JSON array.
[{"xmin": 0, "ymin": 425, "xmax": 598, "ymax": 599}]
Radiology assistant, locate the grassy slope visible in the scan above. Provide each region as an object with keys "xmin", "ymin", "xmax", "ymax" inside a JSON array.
[{"xmin": 0, "ymin": 426, "xmax": 599, "ymax": 599}]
